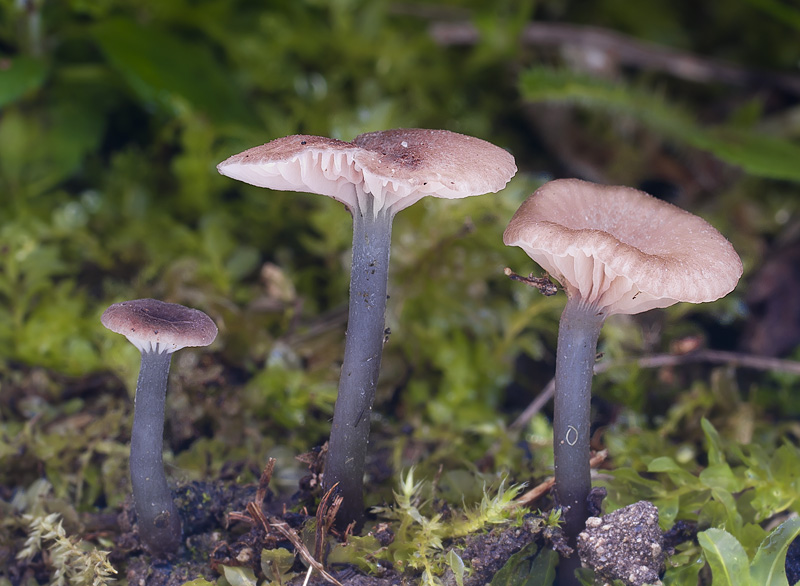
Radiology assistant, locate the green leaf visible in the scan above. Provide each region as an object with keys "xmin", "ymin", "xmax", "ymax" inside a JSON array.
[
  {"xmin": 447, "ymin": 549, "xmax": 467, "ymax": 586},
  {"xmin": 327, "ymin": 534, "xmax": 383, "ymax": 573},
  {"xmin": 0, "ymin": 57, "xmax": 48, "ymax": 107},
  {"xmin": 701, "ymin": 465, "xmax": 745, "ymax": 493},
  {"xmin": 740, "ymin": 0, "xmax": 800, "ymax": 31},
  {"xmin": 709, "ymin": 489, "xmax": 744, "ymax": 536},
  {"xmin": 92, "ymin": 19, "xmax": 252, "ymax": 125},
  {"xmin": 221, "ymin": 566, "xmax": 258, "ymax": 586},
  {"xmin": 261, "ymin": 547, "xmax": 297, "ymax": 583},
  {"xmin": 0, "ymin": 102, "xmax": 105, "ymax": 198},
  {"xmin": 648, "ymin": 457, "xmax": 682, "ymax": 473},
  {"xmin": 528, "ymin": 548, "xmax": 558, "ymax": 585},
  {"xmin": 698, "ymin": 528, "xmax": 751, "ymax": 586},
  {"xmin": 695, "ymin": 129, "xmax": 800, "ymax": 185},
  {"xmin": 770, "ymin": 445, "xmax": 800, "ymax": 492},
  {"xmin": 663, "ymin": 555, "xmax": 704, "ymax": 586},
  {"xmin": 490, "ymin": 542, "xmax": 557, "ymax": 586},
  {"xmin": 647, "ymin": 456, "xmax": 699, "ymax": 488},
  {"xmin": 750, "ymin": 518, "xmax": 800, "ymax": 586},
  {"xmin": 655, "ymin": 494, "xmax": 681, "ymax": 529},
  {"xmin": 702, "ymin": 419, "xmax": 726, "ymax": 468}
]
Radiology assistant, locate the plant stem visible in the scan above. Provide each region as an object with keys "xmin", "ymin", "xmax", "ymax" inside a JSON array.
[
  {"xmin": 325, "ymin": 198, "xmax": 393, "ymax": 530},
  {"xmin": 553, "ymin": 295, "xmax": 605, "ymax": 583},
  {"xmin": 130, "ymin": 349, "xmax": 182, "ymax": 557}
]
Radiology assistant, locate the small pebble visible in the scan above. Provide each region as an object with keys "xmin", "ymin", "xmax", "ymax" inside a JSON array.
[{"xmin": 577, "ymin": 501, "xmax": 664, "ymax": 586}]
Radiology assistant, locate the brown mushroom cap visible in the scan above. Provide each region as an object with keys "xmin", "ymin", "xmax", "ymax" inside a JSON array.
[
  {"xmin": 216, "ymin": 129, "xmax": 517, "ymax": 215},
  {"xmin": 101, "ymin": 299, "xmax": 218, "ymax": 354},
  {"xmin": 503, "ymin": 179, "xmax": 743, "ymax": 316}
]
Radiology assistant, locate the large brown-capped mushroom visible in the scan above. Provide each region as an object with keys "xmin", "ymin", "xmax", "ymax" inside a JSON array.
[
  {"xmin": 102, "ymin": 299, "xmax": 217, "ymax": 558},
  {"xmin": 218, "ymin": 129, "xmax": 516, "ymax": 528},
  {"xmin": 503, "ymin": 178, "xmax": 742, "ymax": 584}
]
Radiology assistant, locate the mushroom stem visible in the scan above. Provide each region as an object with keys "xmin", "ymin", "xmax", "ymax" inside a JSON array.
[
  {"xmin": 130, "ymin": 348, "xmax": 182, "ymax": 557},
  {"xmin": 553, "ymin": 296, "xmax": 605, "ymax": 576},
  {"xmin": 325, "ymin": 197, "xmax": 394, "ymax": 529}
]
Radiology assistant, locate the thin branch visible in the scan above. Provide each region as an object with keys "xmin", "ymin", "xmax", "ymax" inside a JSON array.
[
  {"xmin": 514, "ymin": 450, "xmax": 608, "ymax": 508},
  {"xmin": 430, "ymin": 21, "xmax": 800, "ymax": 95},
  {"xmin": 510, "ymin": 349, "xmax": 800, "ymax": 432},
  {"xmin": 270, "ymin": 518, "xmax": 344, "ymax": 586},
  {"xmin": 257, "ymin": 458, "xmax": 277, "ymax": 505},
  {"xmin": 315, "ymin": 483, "xmax": 343, "ymax": 562},
  {"xmin": 510, "ymin": 379, "xmax": 556, "ymax": 432},
  {"xmin": 226, "ymin": 460, "xmax": 343, "ymax": 586},
  {"xmin": 617, "ymin": 349, "xmax": 800, "ymax": 375}
]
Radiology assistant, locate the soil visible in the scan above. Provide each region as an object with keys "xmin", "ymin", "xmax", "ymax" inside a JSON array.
[
  {"xmin": 93, "ymin": 475, "xmax": 558, "ymax": 586},
  {"xmin": 12, "ymin": 465, "xmax": 799, "ymax": 586}
]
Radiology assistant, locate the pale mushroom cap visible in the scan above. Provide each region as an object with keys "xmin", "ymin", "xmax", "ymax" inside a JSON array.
[
  {"xmin": 102, "ymin": 299, "xmax": 218, "ymax": 354},
  {"xmin": 216, "ymin": 129, "xmax": 517, "ymax": 215},
  {"xmin": 503, "ymin": 179, "xmax": 743, "ymax": 316}
]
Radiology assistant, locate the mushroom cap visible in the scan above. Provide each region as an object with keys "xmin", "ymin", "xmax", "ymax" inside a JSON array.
[
  {"xmin": 503, "ymin": 179, "xmax": 743, "ymax": 316},
  {"xmin": 216, "ymin": 129, "xmax": 517, "ymax": 215},
  {"xmin": 101, "ymin": 299, "xmax": 218, "ymax": 354}
]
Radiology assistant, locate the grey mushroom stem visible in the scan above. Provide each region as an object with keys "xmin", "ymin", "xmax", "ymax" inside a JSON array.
[
  {"xmin": 130, "ymin": 348, "xmax": 182, "ymax": 557},
  {"xmin": 324, "ymin": 196, "xmax": 393, "ymax": 530},
  {"xmin": 553, "ymin": 295, "xmax": 606, "ymax": 583}
]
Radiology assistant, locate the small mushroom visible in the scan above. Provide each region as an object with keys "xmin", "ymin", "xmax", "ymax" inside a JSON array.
[
  {"xmin": 101, "ymin": 299, "xmax": 217, "ymax": 557},
  {"xmin": 503, "ymin": 179, "xmax": 742, "ymax": 583},
  {"xmin": 218, "ymin": 129, "xmax": 516, "ymax": 528}
]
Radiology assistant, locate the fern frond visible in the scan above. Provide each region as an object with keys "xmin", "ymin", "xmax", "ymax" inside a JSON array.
[{"xmin": 520, "ymin": 66, "xmax": 800, "ymax": 182}]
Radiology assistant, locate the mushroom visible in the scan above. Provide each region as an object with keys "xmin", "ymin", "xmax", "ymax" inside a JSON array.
[
  {"xmin": 101, "ymin": 298, "xmax": 217, "ymax": 557},
  {"xmin": 503, "ymin": 178, "xmax": 742, "ymax": 582},
  {"xmin": 218, "ymin": 129, "xmax": 516, "ymax": 527}
]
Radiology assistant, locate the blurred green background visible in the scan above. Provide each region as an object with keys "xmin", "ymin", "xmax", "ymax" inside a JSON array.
[{"xmin": 2, "ymin": 0, "xmax": 800, "ymax": 578}]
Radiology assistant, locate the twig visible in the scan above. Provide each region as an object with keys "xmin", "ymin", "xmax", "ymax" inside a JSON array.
[
  {"xmin": 301, "ymin": 565, "xmax": 314, "ymax": 586},
  {"xmin": 270, "ymin": 518, "xmax": 344, "ymax": 586},
  {"xmin": 257, "ymin": 458, "xmax": 277, "ymax": 505},
  {"xmin": 430, "ymin": 21, "xmax": 800, "ymax": 95},
  {"xmin": 227, "ymin": 458, "xmax": 278, "ymax": 529},
  {"xmin": 510, "ymin": 379, "xmax": 556, "ymax": 432},
  {"xmin": 226, "ymin": 459, "xmax": 343, "ymax": 586},
  {"xmin": 614, "ymin": 349, "xmax": 800, "ymax": 376},
  {"xmin": 515, "ymin": 476, "xmax": 555, "ymax": 508},
  {"xmin": 510, "ymin": 349, "xmax": 800, "ymax": 432},
  {"xmin": 315, "ymin": 483, "xmax": 343, "ymax": 562},
  {"xmin": 515, "ymin": 450, "xmax": 608, "ymax": 508}
]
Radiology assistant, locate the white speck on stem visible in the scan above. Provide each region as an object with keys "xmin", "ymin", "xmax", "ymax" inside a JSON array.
[{"xmin": 566, "ymin": 425, "xmax": 578, "ymax": 446}]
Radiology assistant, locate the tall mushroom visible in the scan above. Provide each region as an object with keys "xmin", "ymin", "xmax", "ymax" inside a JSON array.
[
  {"xmin": 218, "ymin": 129, "xmax": 516, "ymax": 528},
  {"xmin": 101, "ymin": 299, "xmax": 217, "ymax": 557},
  {"xmin": 503, "ymin": 179, "xmax": 742, "ymax": 583}
]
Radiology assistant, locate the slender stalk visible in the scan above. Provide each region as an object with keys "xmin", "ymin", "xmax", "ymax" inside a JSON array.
[
  {"xmin": 325, "ymin": 198, "xmax": 393, "ymax": 529},
  {"xmin": 130, "ymin": 349, "xmax": 182, "ymax": 557},
  {"xmin": 553, "ymin": 296, "xmax": 605, "ymax": 584}
]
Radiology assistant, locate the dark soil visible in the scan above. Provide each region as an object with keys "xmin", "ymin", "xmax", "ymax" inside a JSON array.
[{"xmin": 106, "ymin": 474, "xmax": 560, "ymax": 586}]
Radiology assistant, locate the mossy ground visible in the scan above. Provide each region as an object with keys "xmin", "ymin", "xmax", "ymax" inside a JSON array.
[{"xmin": 3, "ymin": 0, "xmax": 800, "ymax": 584}]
